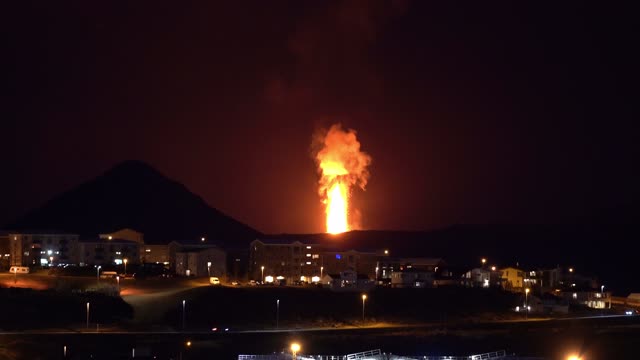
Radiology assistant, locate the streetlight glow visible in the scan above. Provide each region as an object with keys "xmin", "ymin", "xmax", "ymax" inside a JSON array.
[
  {"xmin": 123, "ymin": 258, "xmax": 128, "ymax": 276},
  {"xmin": 567, "ymin": 355, "xmax": 582, "ymax": 360},
  {"xmin": 261, "ymin": 265, "xmax": 264, "ymax": 283},
  {"xmin": 291, "ymin": 343, "xmax": 300, "ymax": 360},
  {"xmin": 361, "ymin": 294, "xmax": 367, "ymax": 322}
]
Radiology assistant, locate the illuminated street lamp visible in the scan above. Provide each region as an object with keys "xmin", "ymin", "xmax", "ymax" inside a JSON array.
[
  {"xmin": 86, "ymin": 302, "xmax": 90, "ymax": 329},
  {"xmin": 525, "ymin": 288, "xmax": 530, "ymax": 320},
  {"xmin": 276, "ymin": 299, "xmax": 280, "ymax": 329},
  {"xmin": 481, "ymin": 258, "xmax": 487, "ymax": 266},
  {"xmin": 491, "ymin": 266, "xmax": 496, "ymax": 271},
  {"xmin": 49, "ymin": 256, "xmax": 54, "ymax": 266},
  {"xmin": 320, "ymin": 266, "xmax": 324, "ymax": 278},
  {"xmin": 116, "ymin": 276, "xmax": 120, "ymax": 292},
  {"xmin": 569, "ymin": 267, "xmax": 574, "ymax": 273},
  {"xmin": 182, "ymin": 299, "xmax": 186, "ymax": 330},
  {"xmin": 123, "ymin": 258, "xmax": 128, "ymax": 276},
  {"xmin": 96, "ymin": 265, "xmax": 102, "ymax": 285},
  {"xmin": 207, "ymin": 261, "xmax": 211, "ymax": 277},
  {"xmin": 261, "ymin": 266, "xmax": 265, "ymax": 283},
  {"xmin": 567, "ymin": 355, "xmax": 582, "ymax": 360},
  {"xmin": 361, "ymin": 294, "xmax": 367, "ymax": 323},
  {"xmin": 290, "ymin": 343, "xmax": 300, "ymax": 360}
]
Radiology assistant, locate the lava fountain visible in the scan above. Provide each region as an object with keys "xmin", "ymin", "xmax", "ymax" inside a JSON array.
[{"xmin": 314, "ymin": 124, "xmax": 372, "ymax": 234}]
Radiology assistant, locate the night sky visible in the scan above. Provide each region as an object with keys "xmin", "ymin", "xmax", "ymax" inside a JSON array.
[{"xmin": 3, "ymin": 1, "xmax": 639, "ymax": 234}]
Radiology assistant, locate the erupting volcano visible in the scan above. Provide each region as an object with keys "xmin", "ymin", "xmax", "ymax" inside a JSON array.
[{"xmin": 314, "ymin": 124, "xmax": 372, "ymax": 234}]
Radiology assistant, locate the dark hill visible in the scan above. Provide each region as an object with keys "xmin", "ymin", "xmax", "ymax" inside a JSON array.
[{"xmin": 4, "ymin": 160, "xmax": 260, "ymax": 245}]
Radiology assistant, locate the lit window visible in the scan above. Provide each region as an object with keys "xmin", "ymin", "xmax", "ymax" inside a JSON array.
[
  {"xmin": 145, "ymin": 249, "xmax": 151, "ymax": 252},
  {"xmin": 306, "ymin": 246, "xmax": 311, "ymax": 249},
  {"xmin": 312, "ymin": 254, "xmax": 319, "ymax": 259},
  {"xmin": 306, "ymin": 261, "xmax": 311, "ymax": 265},
  {"xmin": 306, "ymin": 254, "xmax": 311, "ymax": 257}
]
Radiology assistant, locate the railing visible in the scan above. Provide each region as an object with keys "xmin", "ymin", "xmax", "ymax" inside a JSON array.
[
  {"xmin": 238, "ymin": 355, "xmax": 287, "ymax": 360},
  {"xmin": 421, "ymin": 350, "xmax": 507, "ymax": 360},
  {"xmin": 346, "ymin": 349, "xmax": 382, "ymax": 359},
  {"xmin": 239, "ymin": 350, "xmax": 509, "ymax": 360}
]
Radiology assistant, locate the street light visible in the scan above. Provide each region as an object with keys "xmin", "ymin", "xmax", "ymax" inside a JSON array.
[
  {"xmin": 361, "ymin": 294, "xmax": 367, "ymax": 323},
  {"xmin": 276, "ymin": 299, "xmax": 280, "ymax": 329},
  {"xmin": 207, "ymin": 262, "xmax": 212, "ymax": 277},
  {"xmin": 290, "ymin": 343, "xmax": 300, "ymax": 360},
  {"xmin": 320, "ymin": 266, "xmax": 324, "ymax": 279},
  {"xmin": 86, "ymin": 302, "xmax": 90, "ymax": 329},
  {"xmin": 182, "ymin": 299, "xmax": 186, "ymax": 330},
  {"xmin": 124, "ymin": 258, "xmax": 128, "ymax": 276},
  {"xmin": 261, "ymin": 266, "xmax": 265, "ymax": 283},
  {"xmin": 525, "ymin": 288, "xmax": 530, "ymax": 320},
  {"xmin": 49, "ymin": 256, "xmax": 54, "ymax": 266},
  {"xmin": 116, "ymin": 276, "xmax": 120, "ymax": 292},
  {"xmin": 96, "ymin": 266, "xmax": 102, "ymax": 285},
  {"xmin": 481, "ymin": 258, "xmax": 487, "ymax": 266}
]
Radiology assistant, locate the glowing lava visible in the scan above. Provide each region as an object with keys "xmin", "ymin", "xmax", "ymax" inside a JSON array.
[
  {"xmin": 326, "ymin": 181, "xmax": 349, "ymax": 234},
  {"xmin": 314, "ymin": 124, "xmax": 372, "ymax": 234}
]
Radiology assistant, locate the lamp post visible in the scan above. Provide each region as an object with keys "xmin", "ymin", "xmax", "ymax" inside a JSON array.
[
  {"xmin": 481, "ymin": 258, "xmax": 487, "ymax": 268},
  {"xmin": 525, "ymin": 288, "xmax": 530, "ymax": 320},
  {"xmin": 49, "ymin": 256, "xmax": 54, "ymax": 267},
  {"xmin": 96, "ymin": 266, "xmax": 102, "ymax": 285},
  {"xmin": 276, "ymin": 299, "xmax": 280, "ymax": 329},
  {"xmin": 116, "ymin": 276, "xmax": 120, "ymax": 292},
  {"xmin": 124, "ymin": 258, "xmax": 128, "ymax": 276},
  {"xmin": 361, "ymin": 294, "xmax": 367, "ymax": 323},
  {"xmin": 320, "ymin": 266, "xmax": 324, "ymax": 279},
  {"xmin": 601, "ymin": 285, "xmax": 606, "ymax": 311},
  {"xmin": 290, "ymin": 343, "xmax": 300, "ymax": 360},
  {"xmin": 182, "ymin": 300, "xmax": 186, "ymax": 330},
  {"xmin": 261, "ymin": 266, "xmax": 264, "ymax": 283},
  {"xmin": 207, "ymin": 262, "xmax": 211, "ymax": 277},
  {"xmin": 86, "ymin": 302, "xmax": 90, "ymax": 329}
]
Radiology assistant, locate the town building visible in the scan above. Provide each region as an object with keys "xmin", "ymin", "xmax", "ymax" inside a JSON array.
[
  {"xmin": 174, "ymin": 246, "xmax": 226, "ymax": 278},
  {"xmin": 501, "ymin": 267, "xmax": 525, "ymax": 291},
  {"xmin": 8, "ymin": 231, "xmax": 80, "ymax": 266},
  {"xmin": 390, "ymin": 268, "xmax": 435, "ymax": 288},
  {"xmin": 0, "ymin": 231, "xmax": 10, "ymax": 270},
  {"xmin": 561, "ymin": 290, "xmax": 611, "ymax": 309},
  {"xmin": 79, "ymin": 237, "xmax": 140, "ymax": 266},
  {"xmin": 249, "ymin": 238, "xmax": 386, "ymax": 285},
  {"xmin": 321, "ymin": 270, "xmax": 375, "ymax": 291}
]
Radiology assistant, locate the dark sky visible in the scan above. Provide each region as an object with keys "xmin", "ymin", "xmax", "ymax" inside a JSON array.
[{"xmin": 3, "ymin": 1, "xmax": 639, "ymax": 234}]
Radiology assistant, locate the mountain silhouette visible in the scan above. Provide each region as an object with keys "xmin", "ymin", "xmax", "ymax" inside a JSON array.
[{"xmin": 4, "ymin": 160, "xmax": 260, "ymax": 245}]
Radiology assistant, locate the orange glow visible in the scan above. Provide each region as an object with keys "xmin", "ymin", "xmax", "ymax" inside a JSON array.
[
  {"xmin": 326, "ymin": 181, "xmax": 348, "ymax": 234},
  {"xmin": 314, "ymin": 124, "xmax": 371, "ymax": 234}
]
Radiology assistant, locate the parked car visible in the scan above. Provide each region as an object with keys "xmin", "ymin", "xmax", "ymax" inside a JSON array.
[
  {"xmin": 209, "ymin": 277, "xmax": 220, "ymax": 285},
  {"xmin": 248, "ymin": 280, "xmax": 257, "ymax": 286}
]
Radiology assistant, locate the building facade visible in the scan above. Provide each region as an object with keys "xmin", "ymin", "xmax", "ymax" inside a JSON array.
[
  {"xmin": 249, "ymin": 239, "xmax": 386, "ymax": 285},
  {"xmin": 8, "ymin": 231, "xmax": 80, "ymax": 266},
  {"xmin": 79, "ymin": 238, "xmax": 140, "ymax": 266},
  {"xmin": 174, "ymin": 246, "xmax": 226, "ymax": 277}
]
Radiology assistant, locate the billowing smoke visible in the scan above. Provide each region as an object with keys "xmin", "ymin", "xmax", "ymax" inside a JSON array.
[{"xmin": 313, "ymin": 124, "xmax": 372, "ymax": 233}]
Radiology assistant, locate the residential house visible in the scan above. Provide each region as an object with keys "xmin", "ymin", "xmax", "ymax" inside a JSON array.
[
  {"xmin": 321, "ymin": 270, "xmax": 374, "ymax": 291},
  {"xmin": 175, "ymin": 246, "xmax": 226, "ymax": 278},
  {"xmin": 561, "ymin": 290, "xmax": 611, "ymax": 309},
  {"xmin": 390, "ymin": 268, "xmax": 435, "ymax": 288},
  {"xmin": 501, "ymin": 267, "xmax": 525, "ymax": 291}
]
